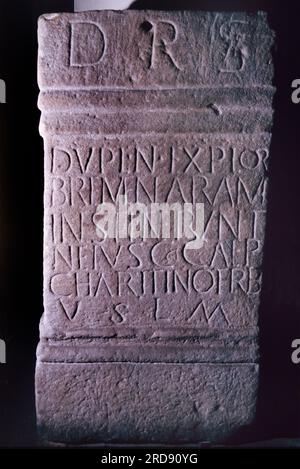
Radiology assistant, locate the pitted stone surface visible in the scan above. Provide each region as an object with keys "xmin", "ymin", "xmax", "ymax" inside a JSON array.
[{"xmin": 36, "ymin": 11, "xmax": 275, "ymax": 444}]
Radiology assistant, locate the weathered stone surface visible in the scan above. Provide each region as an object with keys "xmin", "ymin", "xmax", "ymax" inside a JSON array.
[
  {"xmin": 36, "ymin": 11, "xmax": 275, "ymax": 444},
  {"xmin": 37, "ymin": 363, "xmax": 258, "ymax": 444}
]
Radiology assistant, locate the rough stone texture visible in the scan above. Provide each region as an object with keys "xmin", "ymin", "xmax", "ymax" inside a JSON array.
[{"xmin": 36, "ymin": 11, "xmax": 275, "ymax": 444}]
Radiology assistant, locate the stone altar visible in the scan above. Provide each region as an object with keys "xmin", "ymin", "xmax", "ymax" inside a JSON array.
[{"xmin": 36, "ymin": 10, "xmax": 275, "ymax": 444}]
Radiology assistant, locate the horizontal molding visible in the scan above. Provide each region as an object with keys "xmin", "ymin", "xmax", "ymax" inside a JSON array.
[{"xmin": 40, "ymin": 108, "xmax": 273, "ymax": 137}]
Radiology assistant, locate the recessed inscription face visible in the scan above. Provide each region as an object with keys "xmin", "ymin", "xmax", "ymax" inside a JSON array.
[{"xmin": 43, "ymin": 134, "xmax": 269, "ymax": 334}]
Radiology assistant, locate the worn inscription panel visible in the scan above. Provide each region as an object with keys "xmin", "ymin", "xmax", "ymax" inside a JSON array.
[{"xmin": 36, "ymin": 11, "xmax": 275, "ymax": 444}]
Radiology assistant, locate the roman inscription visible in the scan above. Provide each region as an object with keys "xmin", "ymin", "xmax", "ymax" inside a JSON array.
[
  {"xmin": 142, "ymin": 20, "xmax": 182, "ymax": 71},
  {"xmin": 36, "ymin": 11, "xmax": 275, "ymax": 445},
  {"xmin": 43, "ymin": 134, "xmax": 269, "ymax": 330},
  {"xmin": 70, "ymin": 22, "xmax": 106, "ymax": 66}
]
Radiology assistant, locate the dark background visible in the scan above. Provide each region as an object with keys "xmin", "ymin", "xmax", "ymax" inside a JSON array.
[{"xmin": 0, "ymin": 0, "xmax": 299, "ymax": 447}]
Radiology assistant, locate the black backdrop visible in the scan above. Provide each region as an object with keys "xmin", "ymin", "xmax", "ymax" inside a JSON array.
[{"xmin": 0, "ymin": 0, "xmax": 299, "ymax": 446}]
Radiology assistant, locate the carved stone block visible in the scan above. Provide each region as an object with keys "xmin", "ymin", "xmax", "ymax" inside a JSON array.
[{"xmin": 36, "ymin": 11, "xmax": 275, "ymax": 444}]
